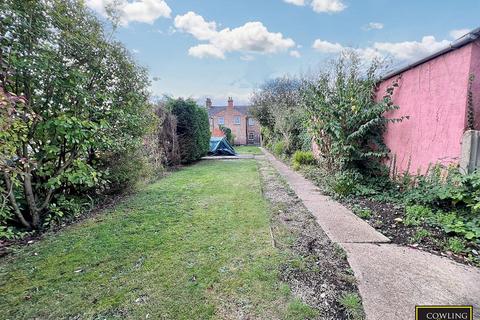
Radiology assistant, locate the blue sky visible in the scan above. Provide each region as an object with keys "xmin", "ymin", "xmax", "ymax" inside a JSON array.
[{"xmin": 86, "ymin": 0, "xmax": 480, "ymax": 105}]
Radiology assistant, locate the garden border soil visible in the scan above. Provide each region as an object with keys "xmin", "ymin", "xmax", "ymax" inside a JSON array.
[{"xmin": 257, "ymin": 159, "xmax": 364, "ymax": 320}]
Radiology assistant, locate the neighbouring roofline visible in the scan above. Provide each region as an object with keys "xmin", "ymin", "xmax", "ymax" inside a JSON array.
[{"xmin": 381, "ymin": 27, "xmax": 480, "ymax": 81}]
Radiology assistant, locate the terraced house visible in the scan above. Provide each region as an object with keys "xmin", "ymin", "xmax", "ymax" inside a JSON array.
[{"xmin": 206, "ymin": 97, "xmax": 261, "ymax": 145}]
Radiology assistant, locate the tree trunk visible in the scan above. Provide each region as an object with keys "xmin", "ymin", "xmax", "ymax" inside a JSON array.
[
  {"xmin": 22, "ymin": 171, "xmax": 40, "ymax": 229},
  {"xmin": 3, "ymin": 172, "xmax": 32, "ymax": 229}
]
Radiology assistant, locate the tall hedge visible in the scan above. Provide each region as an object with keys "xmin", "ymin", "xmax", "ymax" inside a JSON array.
[{"xmin": 166, "ymin": 98, "xmax": 210, "ymax": 163}]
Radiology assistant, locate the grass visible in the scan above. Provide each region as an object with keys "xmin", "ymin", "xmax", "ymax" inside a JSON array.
[
  {"xmin": 234, "ymin": 145, "xmax": 263, "ymax": 155},
  {"xmin": 0, "ymin": 160, "xmax": 315, "ymax": 319},
  {"xmin": 339, "ymin": 292, "xmax": 364, "ymax": 320}
]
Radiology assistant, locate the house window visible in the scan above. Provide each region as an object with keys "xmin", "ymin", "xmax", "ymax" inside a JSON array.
[
  {"xmin": 248, "ymin": 118, "xmax": 255, "ymax": 126},
  {"xmin": 234, "ymin": 116, "xmax": 241, "ymax": 125},
  {"xmin": 248, "ymin": 132, "xmax": 255, "ymax": 141},
  {"xmin": 218, "ymin": 117, "xmax": 224, "ymax": 125}
]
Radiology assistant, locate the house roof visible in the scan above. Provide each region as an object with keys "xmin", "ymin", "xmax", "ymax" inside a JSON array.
[
  {"xmin": 382, "ymin": 27, "xmax": 480, "ymax": 80},
  {"xmin": 207, "ymin": 105, "xmax": 252, "ymax": 117}
]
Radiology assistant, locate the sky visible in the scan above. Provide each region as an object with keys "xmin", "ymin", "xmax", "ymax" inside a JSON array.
[{"xmin": 86, "ymin": 0, "xmax": 480, "ymax": 105}]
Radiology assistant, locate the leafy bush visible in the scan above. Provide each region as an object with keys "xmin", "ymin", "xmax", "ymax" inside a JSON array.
[
  {"xmin": 273, "ymin": 141, "xmax": 286, "ymax": 156},
  {"xmin": 251, "ymin": 77, "xmax": 308, "ymax": 155},
  {"xmin": 0, "ymin": 0, "xmax": 151, "ymax": 230},
  {"xmin": 292, "ymin": 151, "xmax": 316, "ymax": 170},
  {"xmin": 220, "ymin": 125, "xmax": 235, "ymax": 145},
  {"xmin": 330, "ymin": 170, "xmax": 363, "ymax": 197},
  {"xmin": 301, "ymin": 51, "xmax": 406, "ymax": 174},
  {"xmin": 166, "ymin": 98, "xmax": 210, "ymax": 164}
]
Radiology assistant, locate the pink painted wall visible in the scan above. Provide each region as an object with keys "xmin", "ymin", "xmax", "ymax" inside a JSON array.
[{"xmin": 377, "ymin": 41, "xmax": 479, "ymax": 174}]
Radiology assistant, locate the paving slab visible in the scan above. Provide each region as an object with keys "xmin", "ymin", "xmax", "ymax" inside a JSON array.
[
  {"xmin": 261, "ymin": 148, "xmax": 480, "ymax": 320},
  {"xmin": 262, "ymin": 149, "xmax": 389, "ymax": 243},
  {"xmin": 343, "ymin": 243, "xmax": 480, "ymax": 319}
]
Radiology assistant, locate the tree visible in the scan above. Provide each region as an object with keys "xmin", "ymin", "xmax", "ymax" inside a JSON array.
[
  {"xmin": 250, "ymin": 77, "xmax": 307, "ymax": 154},
  {"xmin": 166, "ymin": 98, "xmax": 210, "ymax": 163},
  {"xmin": 0, "ymin": 0, "xmax": 150, "ymax": 229}
]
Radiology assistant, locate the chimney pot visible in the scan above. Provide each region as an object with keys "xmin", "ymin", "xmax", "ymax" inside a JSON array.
[{"xmin": 228, "ymin": 97, "xmax": 234, "ymax": 108}]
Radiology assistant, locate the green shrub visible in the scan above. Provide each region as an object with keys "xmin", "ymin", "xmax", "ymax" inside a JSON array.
[
  {"xmin": 220, "ymin": 125, "xmax": 235, "ymax": 145},
  {"xmin": 302, "ymin": 51, "xmax": 406, "ymax": 174},
  {"xmin": 166, "ymin": 98, "xmax": 210, "ymax": 164},
  {"xmin": 331, "ymin": 170, "xmax": 363, "ymax": 197},
  {"xmin": 272, "ymin": 141, "xmax": 286, "ymax": 156},
  {"xmin": 292, "ymin": 151, "xmax": 316, "ymax": 170}
]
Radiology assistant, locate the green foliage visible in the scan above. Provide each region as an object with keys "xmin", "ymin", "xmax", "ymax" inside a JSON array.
[
  {"xmin": 285, "ymin": 298, "xmax": 319, "ymax": 319},
  {"xmin": 292, "ymin": 151, "xmax": 316, "ymax": 170},
  {"xmin": 404, "ymin": 205, "xmax": 433, "ymax": 227},
  {"xmin": 445, "ymin": 237, "xmax": 466, "ymax": 254},
  {"xmin": 331, "ymin": 170, "xmax": 363, "ymax": 197},
  {"xmin": 352, "ymin": 205, "xmax": 372, "ymax": 219},
  {"xmin": 0, "ymin": 0, "xmax": 151, "ymax": 230},
  {"xmin": 301, "ymin": 51, "xmax": 406, "ymax": 174},
  {"xmin": 220, "ymin": 125, "xmax": 234, "ymax": 145},
  {"xmin": 0, "ymin": 225, "xmax": 31, "ymax": 240},
  {"xmin": 339, "ymin": 292, "xmax": 364, "ymax": 320},
  {"xmin": 166, "ymin": 98, "xmax": 210, "ymax": 164},
  {"xmin": 251, "ymin": 77, "xmax": 309, "ymax": 155},
  {"xmin": 273, "ymin": 141, "xmax": 286, "ymax": 156},
  {"xmin": 409, "ymin": 228, "xmax": 431, "ymax": 244}
]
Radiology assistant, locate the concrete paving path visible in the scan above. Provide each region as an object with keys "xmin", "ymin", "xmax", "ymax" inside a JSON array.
[{"xmin": 262, "ymin": 148, "xmax": 480, "ymax": 320}]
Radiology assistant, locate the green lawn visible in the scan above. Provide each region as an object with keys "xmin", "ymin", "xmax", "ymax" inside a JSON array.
[
  {"xmin": 0, "ymin": 160, "xmax": 313, "ymax": 319},
  {"xmin": 234, "ymin": 146, "xmax": 263, "ymax": 155}
]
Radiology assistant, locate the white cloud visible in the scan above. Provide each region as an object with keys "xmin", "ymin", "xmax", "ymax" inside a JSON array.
[
  {"xmin": 449, "ymin": 28, "xmax": 471, "ymax": 39},
  {"xmin": 312, "ymin": 35, "xmax": 452, "ymax": 62},
  {"xmin": 311, "ymin": 0, "xmax": 346, "ymax": 13},
  {"xmin": 364, "ymin": 22, "xmax": 384, "ymax": 30},
  {"xmin": 188, "ymin": 44, "xmax": 225, "ymax": 59},
  {"xmin": 283, "ymin": 0, "xmax": 346, "ymax": 13},
  {"xmin": 290, "ymin": 50, "xmax": 301, "ymax": 58},
  {"xmin": 86, "ymin": 0, "xmax": 171, "ymax": 26},
  {"xmin": 373, "ymin": 36, "xmax": 450, "ymax": 60},
  {"xmin": 174, "ymin": 11, "xmax": 217, "ymax": 41},
  {"xmin": 312, "ymin": 39, "xmax": 344, "ymax": 53},
  {"xmin": 175, "ymin": 12, "xmax": 295, "ymax": 59},
  {"xmin": 283, "ymin": 0, "xmax": 306, "ymax": 6}
]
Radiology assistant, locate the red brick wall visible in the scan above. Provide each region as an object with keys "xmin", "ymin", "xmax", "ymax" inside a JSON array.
[{"xmin": 209, "ymin": 106, "xmax": 261, "ymax": 145}]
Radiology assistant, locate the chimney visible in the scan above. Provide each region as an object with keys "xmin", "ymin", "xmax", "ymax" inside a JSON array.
[
  {"xmin": 206, "ymin": 98, "xmax": 212, "ymax": 108},
  {"xmin": 227, "ymin": 97, "xmax": 234, "ymax": 108}
]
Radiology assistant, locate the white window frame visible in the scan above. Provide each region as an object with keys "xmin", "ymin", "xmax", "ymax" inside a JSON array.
[
  {"xmin": 234, "ymin": 116, "xmax": 241, "ymax": 125},
  {"xmin": 248, "ymin": 118, "xmax": 255, "ymax": 126},
  {"xmin": 248, "ymin": 132, "xmax": 255, "ymax": 141},
  {"xmin": 218, "ymin": 117, "xmax": 224, "ymax": 125}
]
